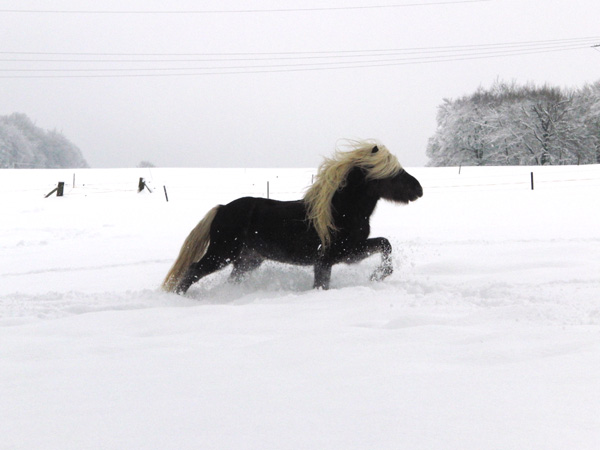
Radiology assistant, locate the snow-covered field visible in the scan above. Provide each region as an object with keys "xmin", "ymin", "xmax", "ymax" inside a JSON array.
[{"xmin": 1, "ymin": 164, "xmax": 599, "ymax": 449}]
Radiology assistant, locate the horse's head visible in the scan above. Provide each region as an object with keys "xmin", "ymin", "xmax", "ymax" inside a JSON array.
[
  {"xmin": 305, "ymin": 140, "xmax": 422, "ymax": 247},
  {"xmin": 356, "ymin": 144, "xmax": 421, "ymax": 203},
  {"xmin": 372, "ymin": 166, "xmax": 423, "ymax": 204}
]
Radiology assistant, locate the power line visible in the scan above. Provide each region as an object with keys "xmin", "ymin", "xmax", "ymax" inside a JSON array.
[
  {"xmin": 0, "ymin": 42, "xmax": 594, "ymax": 79},
  {"xmin": 0, "ymin": 42, "xmax": 594, "ymax": 71},
  {"xmin": 0, "ymin": 1, "xmax": 492, "ymax": 14},
  {"xmin": 1, "ymin": 36, "xmax": 596, "ymax": 79},
  {"xmin": 0, "ymin": 37, "xmax": 597, "ymax": 62}
]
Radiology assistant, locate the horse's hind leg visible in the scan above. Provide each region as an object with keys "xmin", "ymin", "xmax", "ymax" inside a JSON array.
[
  {"xmin": 229, "ymin": 255, "xmax": 264, "ymax": 283},
  {"xmin": 175, "ymin": 256, "xmax": 225, "ymax": 294},
  {"xmin": 176, "ymin": 243, "xmax": 241, "ymax": 294}
]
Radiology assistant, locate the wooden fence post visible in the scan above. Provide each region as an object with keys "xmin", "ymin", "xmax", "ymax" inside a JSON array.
[
  {"xmin": 530, "ymin": 172, "xmax": 534, "ymax": 190},
  {"xmin": 138, "ymin": 177, "xmax": 152, "ymax": 193},
  {"xmin": 45, "ymin": 181, "xmax": 65, "ymax": 198}
]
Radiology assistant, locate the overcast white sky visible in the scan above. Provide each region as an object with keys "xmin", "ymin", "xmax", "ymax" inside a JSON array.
[{"xmin": 1, "ymin": 0, "xmax": 599, "ymax": 168}]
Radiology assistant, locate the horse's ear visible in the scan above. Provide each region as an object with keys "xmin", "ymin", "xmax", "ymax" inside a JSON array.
[{"xmin": 372, "ymin": 146, "xmax": 379, "ymax": 154}]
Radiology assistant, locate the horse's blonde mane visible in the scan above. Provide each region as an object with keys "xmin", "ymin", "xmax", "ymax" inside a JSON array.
[{"xmin": 303, "ymin": 139, "xmax": 403, "ymax": 249}]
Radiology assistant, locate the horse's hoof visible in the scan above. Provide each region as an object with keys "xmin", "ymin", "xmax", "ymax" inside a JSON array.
[{"xmin": 370, "ymin": 266, "xmax": 393, "ymax": 282}]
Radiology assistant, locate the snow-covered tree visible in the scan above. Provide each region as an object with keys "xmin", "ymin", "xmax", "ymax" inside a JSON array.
[
  {"xmin": 572, "ymin": 81, "xmax": 600, "ymax": 163},
  {"xmin": 0, "ymin": 113, "xmax": 88, "ymax": 168},
  {"xmin": 426, "ymin": 98, "xmax": 492, "ymax": 166},
  {"xmin": 427, "ymin": 80, "xmax": 600, "ymax": 166}
]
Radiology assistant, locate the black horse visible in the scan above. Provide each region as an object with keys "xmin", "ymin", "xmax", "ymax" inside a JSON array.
[{"xmin": 163, "ymin": 141, "xmax": 423, "ymax": 294}]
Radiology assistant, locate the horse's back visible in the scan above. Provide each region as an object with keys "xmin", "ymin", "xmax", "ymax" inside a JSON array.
[
  {"xmin": 212, "ymin": 196, "xmax": 259, "ymax": 225},
  {"xmin": 214, "ymin": 196, "xmax": 302, "ymax": 224},
  {"xmin": 214, "ymin": 196, "xmax": 319, "ymax": 264}
]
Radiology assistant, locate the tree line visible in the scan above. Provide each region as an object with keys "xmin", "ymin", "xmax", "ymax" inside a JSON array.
[
  {"xmin": 426, "ymin": 80, "xmax": 600, "ymax": 166},
  {"xmin": 0, "ymin": 113, "xmax": 88, "ymax": 169}
]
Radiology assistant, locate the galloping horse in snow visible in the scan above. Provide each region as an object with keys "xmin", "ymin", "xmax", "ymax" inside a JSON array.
[{"xmin": 163, "ymin": 140, "xmax": 423, "ymax": 294}]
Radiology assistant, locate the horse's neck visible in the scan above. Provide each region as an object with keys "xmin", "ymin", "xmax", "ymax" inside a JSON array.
[
  {"xmin": 334, "ymin": 191, "xmax": 378, "ymax": 218},
  {"xmin": 331, "ymin": 171, "xmax": 379, "ymax": 223}
]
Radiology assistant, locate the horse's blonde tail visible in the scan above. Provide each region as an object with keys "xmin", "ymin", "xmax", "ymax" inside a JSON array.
[{"xmin": 162, "ymin": 205, "xmax": 220, "ymax": 292}]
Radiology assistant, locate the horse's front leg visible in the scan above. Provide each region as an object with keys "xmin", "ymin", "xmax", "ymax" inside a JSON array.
[
  {"xmin": 313, "ymin": 259, "xmax": 332, "ymax": 290},
  {"xmin": 368, "ymin": 237, "xmax": 393, "ymax": 281},
  {"xmin": 343, "ymin": 237, "xmax": 393, "ymax": 282}
]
